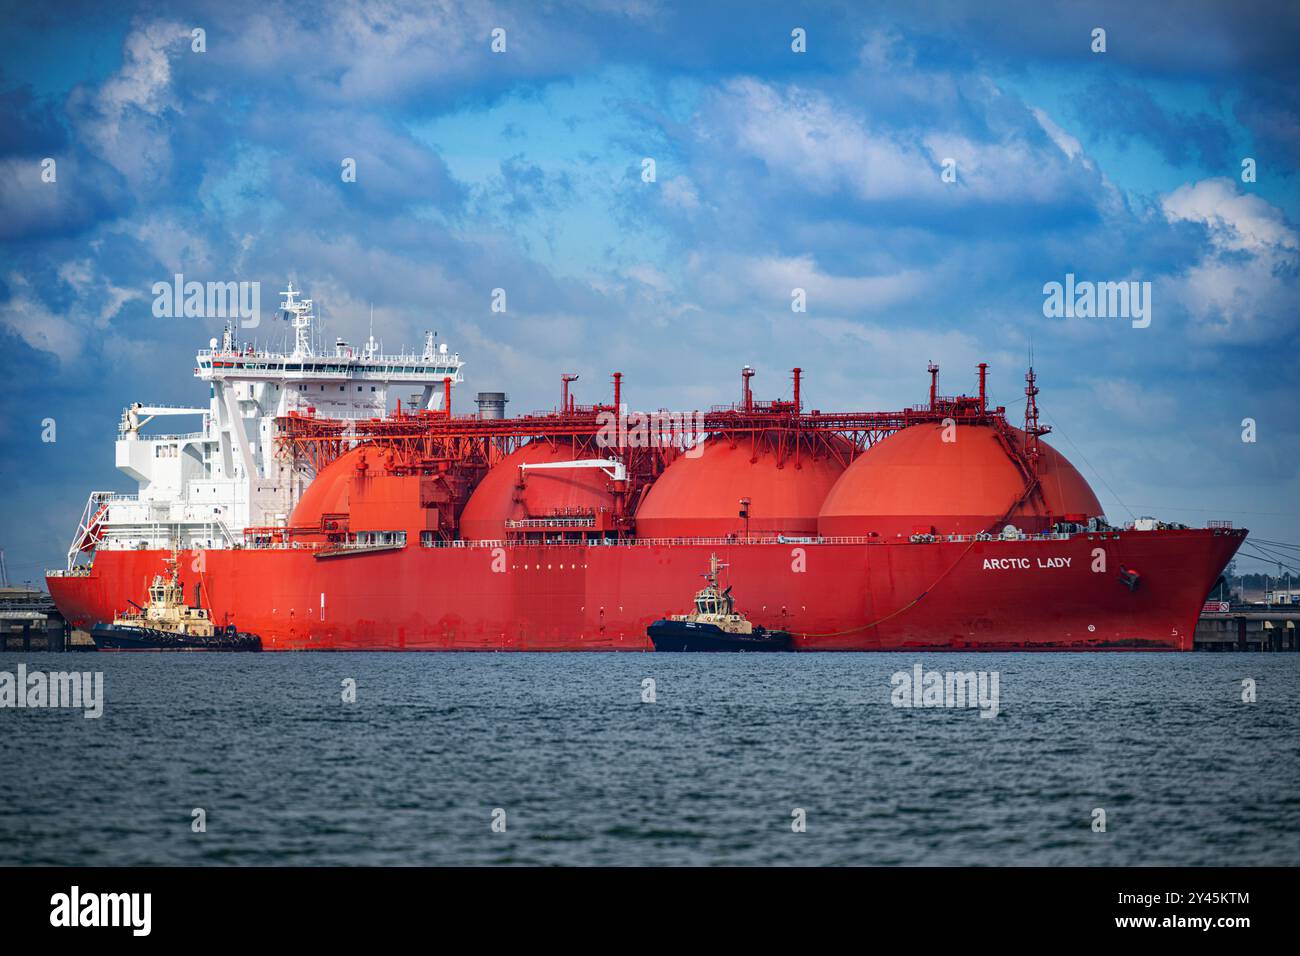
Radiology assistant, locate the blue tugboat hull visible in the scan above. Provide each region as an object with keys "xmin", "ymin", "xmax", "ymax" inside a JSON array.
[
  {"xmin": 90, "ymin": 623, "xmax": 262, "ymax": 652},
  {"xmin": 647, "ymin": 619, "xmax": 792, "ymax": 652}
]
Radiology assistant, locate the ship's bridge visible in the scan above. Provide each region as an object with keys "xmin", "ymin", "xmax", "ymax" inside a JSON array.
[
  {"xmin": 196, "ymin": 343, "xmax": 464, "ymax": 419},
  {"xmin": 195, "ymin": 282, "xmax": 463, "ymax": 420},
  {"xmin": 92, "ymin": 281, "xmax": 466, "ymax": 558}
]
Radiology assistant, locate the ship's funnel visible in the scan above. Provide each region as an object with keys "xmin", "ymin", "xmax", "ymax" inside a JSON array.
[{"xmin": 476, "ymin": 392, "xmax": 508, "ymax": 420}]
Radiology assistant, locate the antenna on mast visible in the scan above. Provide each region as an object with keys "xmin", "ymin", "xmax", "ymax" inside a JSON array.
[
  {"xmin": 366, "ymin": 303, "xmax": 378, "ymax": 359},
  {"xmin": 1024, "ymin": 363, "xmax": 1051, "ymax": 476},
  {"xmin": 280, "ymin": 281, "xmax": 316, "ymax": 358}
]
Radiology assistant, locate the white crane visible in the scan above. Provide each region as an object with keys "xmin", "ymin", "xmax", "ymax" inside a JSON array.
[
  {"xmin": 518, "ymin": 458, "xmax": 627, "ymax": 482},
  {"xmin": 122, "ymin": 403, "xmax": 207, "ymax": 436}
]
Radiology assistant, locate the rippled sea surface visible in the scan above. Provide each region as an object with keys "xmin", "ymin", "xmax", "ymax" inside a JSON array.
[{"xmin": 2, "ymin": 652, "xmax": 1298, "ymax": 866}]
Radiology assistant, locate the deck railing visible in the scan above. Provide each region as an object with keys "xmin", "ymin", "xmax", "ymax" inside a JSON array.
[{"xmin": 53, "ymin": 525, "xmax": 1208, "ymax": 562}]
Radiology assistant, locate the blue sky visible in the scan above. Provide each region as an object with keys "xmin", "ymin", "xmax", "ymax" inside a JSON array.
[{"xmin": 1, "ymin": 0, "xmax": 1297, "ymax": 583}]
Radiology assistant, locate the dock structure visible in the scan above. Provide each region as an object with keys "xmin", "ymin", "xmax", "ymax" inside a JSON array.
[
  {"xmin": 0, "ymin": 587, "xmax": 82, "ymax": 651},
  {"xmin": 1195, "ymin": 604, "xmax": 1300, "ymax": 651}
]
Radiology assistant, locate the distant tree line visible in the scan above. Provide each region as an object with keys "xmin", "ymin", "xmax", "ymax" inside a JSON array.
[{"xmin": 1213, "ymin": 562, "xmax": 1297, "ymax": 602}]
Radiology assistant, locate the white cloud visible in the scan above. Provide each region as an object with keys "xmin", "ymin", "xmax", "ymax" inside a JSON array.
[
  {"xmin": 221, "ymin": 2, "xmax": 585, "ymax": 104},
  {"xmin": 0, "ymin": 155, "xmax": 118, "ymax": 241},
  {"xmin": 678, "ymin": 249, "xmax": 930, "ymax": 316},
  {"xmin": 660, "ymin": 175, "xmax": 701, "ymax": 212},
  {"xmin": 857, "ymin": 28, "xmax": 915, "ymax": 72},
  {"xmin": 1031, "ymin": 107, "xmax": 1084, "ymax": 161},
  {"xmin": 1162, "ymin": 177, "xmax": 1299, "ymax": 252},
  {"xmin": 1160, "ymin": 177, "xmax": 1299, "ymax": 340},
  {"xmin": 709, "ymin": 78, "xmax": 932, "ymax": 202},
  {"xmin": 623, "ymin": 263, "xmax": 673, "ymax": 293},
  {"xmin": 0, "ymin": 261, "xmax": 143, "ymax": 366},
  {"xmin": 1086, "ymin": 376, "xmax": 1179, "ymax": 424},
  {"xmin": 73, "ymin": 20, "xmax": 184, "ymax": 185},
  {"xmin": 741, "ymin": 253, "xmax": 926, "ymax": 313},
  {"xmin": 118, "ymin": 213, "xmax": 218, "ymax": 276},
  {"xmin": 1, "ymin": 273, "xmax": 84, "ymax": 362},
  {"xmin": 698, "ymin": 77, "xmax": 1100, "ymax": 208}
]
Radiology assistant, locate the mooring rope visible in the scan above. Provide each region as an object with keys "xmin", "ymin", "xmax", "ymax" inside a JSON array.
[
  {"xmin": 794, "ymin": 468, "xmax": 1056, "ymax": 639},
  {"xmin": 794, "ymin": 535, "xmax": 983, "ymax": 638}
]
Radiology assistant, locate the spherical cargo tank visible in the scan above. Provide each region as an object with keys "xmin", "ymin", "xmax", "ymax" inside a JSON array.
[
  {"xmin": 289, "ymin": 444, "xmax": 448, "ymax": 542},
  {"xmin": 817, "ymin": 422, "xmax": 1102, "ymax": 538},
  {"xmin": 634, "ymin": 437, "xmax": 846, "ymax": 539},
  {"xmin": 289, "ymin": 444, "xmax": 371, "ymax": 532},
  {"xmin": 458, "ymin": 440, "xmax": 618, "ymax": 541}
]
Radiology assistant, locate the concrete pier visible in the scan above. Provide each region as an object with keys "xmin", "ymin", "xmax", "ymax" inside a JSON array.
[
  {"xmin": 1195, "ymin": 606, "xmax": 1300, "ymax": 651},
  {"xmin": 0, "ymin": 587, "xmax": 84, "ymax": 651}
]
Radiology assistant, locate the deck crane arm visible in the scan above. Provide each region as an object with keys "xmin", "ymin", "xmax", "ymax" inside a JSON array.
[
  {"xmin": 518, "ymin": 458, "xmax": 627, "ymax": 482},
  {"xmin": 122, "ymin": 403, "xmax": 207, "ymax": 435}
]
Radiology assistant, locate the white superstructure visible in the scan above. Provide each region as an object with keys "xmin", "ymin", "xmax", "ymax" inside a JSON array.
[{"xmin": 68, "ymin": 282, "xmax": 464, "ymax": 564}]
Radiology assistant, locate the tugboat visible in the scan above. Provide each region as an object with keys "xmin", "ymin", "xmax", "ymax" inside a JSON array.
[
  {"xmin": 90, "ymin": 552, "xmax": 261, "ymax": 651},
  {"xmin": 648, "ymin": 554, "xmax": 793, "ymax": 652}
]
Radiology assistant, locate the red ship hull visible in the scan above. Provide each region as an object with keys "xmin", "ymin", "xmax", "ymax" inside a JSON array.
[{"xmin": 47, "ymin": 528, "xmax": 1243, "ymax": 651}]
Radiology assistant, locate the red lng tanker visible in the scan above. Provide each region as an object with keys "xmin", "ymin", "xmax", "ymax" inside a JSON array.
[{"xmin": 46, "ymin": 307, "xmax": 1244, "ymax": 650}]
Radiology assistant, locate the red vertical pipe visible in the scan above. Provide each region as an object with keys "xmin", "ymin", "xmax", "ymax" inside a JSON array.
[
  {"xmin": 792, "ymin": 367, "xmax": 802, "ymax": 412},
  {"xmin": 977, "ymin": 363, "xmax": 988, "ymax": 412},
  {"xmin": 613, "ymin": 372, "xmax": 622, "ymax": 412},
  {"xmin": 444, "ymin": 377, "xmax": 452, "ymax": 418}
]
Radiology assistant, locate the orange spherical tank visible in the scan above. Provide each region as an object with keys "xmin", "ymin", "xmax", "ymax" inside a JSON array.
[
  {"xmin": 458, "ymin": 440, "xmax": 618, "ymax": 541},
  {"xmin": 634, "ymin": 438, "xmax": 846, "ymax": 539},
  {"xmin": 817, "ymin": 423, "xmax": 1103, "ymax": 539},
  {"xmin": 289, "ymin": 444, "xmax": 372, "ymax": 531}
]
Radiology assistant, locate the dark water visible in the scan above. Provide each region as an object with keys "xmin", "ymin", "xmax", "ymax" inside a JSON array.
[{"xmin": 2, "ymin": 652, "xmax": 1298, "ymax": 866}]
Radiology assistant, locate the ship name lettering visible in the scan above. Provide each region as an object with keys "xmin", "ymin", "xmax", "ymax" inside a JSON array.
[{"xmin": 982, "ymin": 557, "xmax": 1072, "ymax": 570}]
